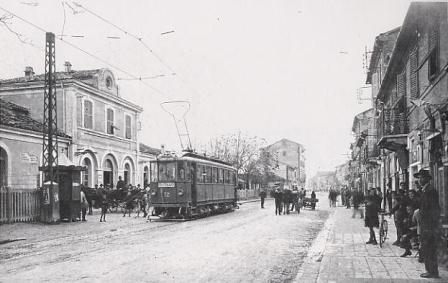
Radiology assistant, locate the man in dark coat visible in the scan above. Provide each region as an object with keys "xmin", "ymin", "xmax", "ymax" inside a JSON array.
[
  {"xmin": 365, "ymin": 188, "xmax": 380, "ymax": 244},
  {"xmin": 352, "ymin": 188, "xmax": 364, "ymax": 218},
  {"xmin": 273, "ymin": 188, "xmax": 283, "ymax": 215},
  {"xmin": 390, "ymin": 189, "xmax": 408, "ymax": 245},
  {"xmin": 415, "ymin": 169, "xmax": 440, "ymax": 278},
  {"xmin": 259, "ymin": 190, "xmax": 267, "ymax": 209}
]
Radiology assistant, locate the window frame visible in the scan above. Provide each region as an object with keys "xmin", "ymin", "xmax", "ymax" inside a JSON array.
[
  {"xmin": 105, "ymin": 106, "xmax": 115, "ymax": 135},
  {"xmin": 124, "ymin": 113, "xmax": 132, "ymax": 140},
  {"xmin": 82, "ymin": 98, "xmax": 94, "ymax": 130}
]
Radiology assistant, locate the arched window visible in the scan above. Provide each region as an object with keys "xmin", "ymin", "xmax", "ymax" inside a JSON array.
[
  {"xmin": 84, "ymin": 100, "xmax": 93, "ymax": 129},
  {"xmin": 124, "ymin": 163, "xmax": 131, "ymax": 185},
  {"xmin": 82, "ymin": 158, "xmax": 92, "ymax": 187},
  {"xmin": 0, "ymin": 147, "xmax": 7, "ymax": 187}
]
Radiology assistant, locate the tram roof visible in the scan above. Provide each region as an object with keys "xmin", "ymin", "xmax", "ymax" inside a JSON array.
[{"xmin": 155, "ymin": 152, "xmax": 236, "ymax": 170}]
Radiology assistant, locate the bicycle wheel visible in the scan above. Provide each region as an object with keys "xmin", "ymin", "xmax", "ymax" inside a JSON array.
[{"xmin": 383, "ymin": 220, "xmax": 388, "ymax": 239}]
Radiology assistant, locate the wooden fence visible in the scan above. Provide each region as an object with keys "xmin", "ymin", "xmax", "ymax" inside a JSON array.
[
  {"xmin": 237, "ymin": 189, "xmax": 261, "ymax": 200},
  {"xmin": 0, "ymin": 187, "xmax": 40, "ymax": 224}
]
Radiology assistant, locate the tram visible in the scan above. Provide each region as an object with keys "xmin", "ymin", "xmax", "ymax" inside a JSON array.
[{"xmin": 148, "ymin": 151, "xmax": 238, "ymax": 220}]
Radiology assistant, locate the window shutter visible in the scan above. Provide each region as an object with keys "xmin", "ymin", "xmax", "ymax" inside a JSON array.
[
  {"xmin": 397, "ymin": 71, "xmax": 406, "ymax": 98},
  {"xmin": 409, "ymin": 47, "xmax": 419, "ymax": 98}
]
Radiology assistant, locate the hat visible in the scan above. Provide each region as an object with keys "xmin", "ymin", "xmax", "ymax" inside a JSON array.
[{"xmin": 413, "ymin": 169, "xmax": 431, "ymax": 179}]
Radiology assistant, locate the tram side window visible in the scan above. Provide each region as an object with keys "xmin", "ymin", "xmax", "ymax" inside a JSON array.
[
  {"xmin": 159, "ymin": 162, "xmax": 176, "ymax": 181},
  {"xmin": 224, "ymin": 170, "xmax": 229, "ymax": 184},
  {"xmin": 230, "ymin": 172, "xmax": 236, "ymax": 185},
  {"xmin": 206, "ymin": 166, "xmax": 212, "ymax": 183},
  {"xmin": 150, "ymin": 162, "xmax": 158, "ymax": 182},
  {"xmin": 196, "ymin": 165, "xmax": 203, "ymax": 183},
  {"xmin": 218, "ymin": 168, "xmax": 224, "ymax": 183},
  {"xmin": 212, "ymin": 167, "xmax": 218, "ymax": 183},
  {"xmin": 177, "ymin": 161, "xmax": 190, "ymax": 181}
]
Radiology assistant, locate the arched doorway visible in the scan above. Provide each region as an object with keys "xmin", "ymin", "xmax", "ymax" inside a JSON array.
[
  {"xmin": 103, "ymin": 158, "xmax": 115, "ymax": 188},
  {"xmin": 0, "ymin": 146, "xmax": 7, "ymax": 187},
  {"xmin": 124, "ymin": 163, "xmax": 131, "ymax": 185}
]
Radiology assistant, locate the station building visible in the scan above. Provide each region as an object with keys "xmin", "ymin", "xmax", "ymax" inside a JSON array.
[{"xmin": 0, "ymin": 63, "xmax": 158, "ymax": 189}]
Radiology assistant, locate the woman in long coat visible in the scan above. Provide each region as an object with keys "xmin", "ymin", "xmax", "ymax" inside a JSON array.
[{"xmin": 365, "ymin": 188, "xmax": 380, "ymax": 245}]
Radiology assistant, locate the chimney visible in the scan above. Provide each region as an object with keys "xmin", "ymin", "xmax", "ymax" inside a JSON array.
[
  {"xmin": 64, "ymin": 61, "xmax": 72, "ymax": 72},
  {"xmin": 24, "ymin": 66, "xmax": 34, "ymax": 79}
]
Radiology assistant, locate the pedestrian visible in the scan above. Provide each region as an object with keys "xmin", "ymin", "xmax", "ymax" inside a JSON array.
[
  {"xmin": 399, "ymin": 204, "xmax": 417, "ymax": 257},
  {"xmin": 291, "ymin": 187, "xmax": 300, "ymax": 213},
  {"xmin": 386, "ymin": 186, "xmax": 393, "ymax": 213},
  {"xmin": 352, "ymin": 188, "xmax": 364, "ymax": 218},
  {"xmin": 310, "ymin": 190, "xmax": 316, "ymax": 210},
  {"xmin": 80, "ymin": 187, "xmax": 89, "ymax": 221},
  {"xmin": 283, "ymin": 188, "xmax": 292, "ymax": 214},
  {"xmin": 123, "ymin": 190, "xmax": 134, "ymax": 217},
  {"xmin": 116, "ymin": 176, "xmax": 125, "ymax": 190},
  {"xmin": 99, "ymin": 189, "xmax": 108, "ymax": 222},
  {"xmin": 414, "ymin": 169, "xmax": 440, "ymax": 278},
  {"xmin": 259, "ymin": 190, "xmax": 267, "ymax": 209},
  {"xmin": 365, "ymin": 188, "xmax": 380, "ymax": 245},
  {"xmin": 345, "ymin": 188, "xmax": 351, "ymax": 209},
  {"xmin": 390, "ymin": 188, "xmax": 408, "ymax": 246},
  {"xmin": 273, "ymin": 187, "xmax": 283, "ymax": 215}
]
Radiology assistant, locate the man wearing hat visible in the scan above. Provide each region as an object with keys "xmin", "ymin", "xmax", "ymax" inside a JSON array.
[{"xmin": 414, "ymin": 169, "xmax": 440, "ymax": 278}]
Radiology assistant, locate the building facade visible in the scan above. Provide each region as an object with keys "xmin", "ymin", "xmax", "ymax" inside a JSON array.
[
  {"xmin": 0, "ymin": 64, "xmax": 158, "ymax": 189},
  {"xmin": 263, "ymin": 138, "xmax": 306, "ymax": 188},
  {"xmin": 0, "ymin": 98, "xmax": 71, "ymax": 189},
  {"xmin": 355, "ymin": 2, "xmax": 448, "ymax": 221}
]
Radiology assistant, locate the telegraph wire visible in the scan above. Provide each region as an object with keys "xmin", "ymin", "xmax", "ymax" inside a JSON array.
[
  {"xmin": 0, "ymin": 5, "xmax": 169, "ymax": 99},
  {"xmin": 72, "ymin": 1, "xmax": 204, "ymax": 99}
]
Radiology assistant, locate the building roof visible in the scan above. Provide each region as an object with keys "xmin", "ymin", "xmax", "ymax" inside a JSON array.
[
  {"xmin": 365, "ymin": 27, "xmax": 400, "ymax": 84},
  {"xmin": 139, "ymin": 143, "xmax": 161, "ymax": 155},
  {"xmin": 0, "ymin": 69, "xmax": 101, "ymax": 88},
  {"xmin": 265, "ymin": 138, "xmax": 305, "ymax": 151},
  {"xmin": 377, "ymin": 2, "xmax": 447, "ymax": 101},
  {"xmin": 0, "ymin": 98, "xmax": 70, "ymax": 138}
]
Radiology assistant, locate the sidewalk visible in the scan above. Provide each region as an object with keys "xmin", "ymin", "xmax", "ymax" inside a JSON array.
[{"xmin": 295, "ymin": 205, "xmax": 448, "ymax": 282}]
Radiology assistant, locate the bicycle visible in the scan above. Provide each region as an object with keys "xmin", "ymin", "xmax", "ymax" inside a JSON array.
[{"xmin": 379, "ymin": 210, "xmax": 389, "ymax": 247}]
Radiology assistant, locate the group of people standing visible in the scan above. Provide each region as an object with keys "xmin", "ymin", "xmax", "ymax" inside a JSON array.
[
  {"xmin": 270, "ymin": 187, "xmax": 316, "ymax": 215},
  {"xmin": 349, "ymin": 169, "xmax": 441, "ymax": 279},
  {"xmin": 80, "ymin": 176, "xmax": 153, "ymax": 223}
]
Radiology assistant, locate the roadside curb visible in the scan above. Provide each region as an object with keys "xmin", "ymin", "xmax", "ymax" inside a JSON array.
[{"xmin": 293, "ymin": 207, "xmax": 337, "ymax": 282}]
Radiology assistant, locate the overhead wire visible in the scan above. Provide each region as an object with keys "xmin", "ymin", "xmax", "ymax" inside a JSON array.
[
  {"xmin": 72, "ymin": 1, "xmax": 204, "ymax": 99},
  {"xmin": 0, "ymin": 4, "xmax": 169, "ymax": 99}
]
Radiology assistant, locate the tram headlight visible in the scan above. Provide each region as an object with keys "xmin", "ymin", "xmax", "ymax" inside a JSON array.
[{"xmin": 178, "ymin": 189, "xmax": 184, "ymax": 196}]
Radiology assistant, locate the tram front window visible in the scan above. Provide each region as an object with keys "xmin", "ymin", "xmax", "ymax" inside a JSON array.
[{"xmin": 158, "ymin": 162, "xmax": 176, "ymax": 181}]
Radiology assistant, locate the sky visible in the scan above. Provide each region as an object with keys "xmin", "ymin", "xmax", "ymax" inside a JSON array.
[{"xmin": 0, "ymin": 0, "xmax": 414, "ymax": 178}]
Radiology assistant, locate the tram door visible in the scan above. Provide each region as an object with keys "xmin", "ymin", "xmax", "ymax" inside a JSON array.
[{"xmin": 191, "ymin": 162, "xmax": 197, "ymax": 207}]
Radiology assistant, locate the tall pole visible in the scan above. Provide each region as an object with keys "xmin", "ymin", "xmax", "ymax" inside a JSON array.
[{"xmin": 42, "ymin": 32, "xmax": 58, "ymax": 184}]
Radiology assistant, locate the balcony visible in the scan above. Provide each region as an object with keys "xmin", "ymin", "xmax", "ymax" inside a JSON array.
[{"xmin": 377, "ymin": 108, "xmax": 409, "ymax": 160}]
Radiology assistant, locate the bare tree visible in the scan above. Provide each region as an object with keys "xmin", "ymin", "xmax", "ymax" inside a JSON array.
[{"xmin": 208, "ymin": 132, "xmax": 267, "ymax": 188}]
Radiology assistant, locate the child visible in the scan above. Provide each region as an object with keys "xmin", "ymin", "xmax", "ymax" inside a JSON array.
[{"xmin": 100, "ymin": 189, "xmax": 108, "ymax": 222}]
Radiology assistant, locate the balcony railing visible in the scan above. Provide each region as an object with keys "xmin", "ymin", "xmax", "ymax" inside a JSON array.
[{"xmin": 378, "ymin": 108, "xmax": 408, "ymax": 138}]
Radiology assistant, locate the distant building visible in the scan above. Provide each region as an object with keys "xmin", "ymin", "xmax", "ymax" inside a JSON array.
[
  {"xmin": 334, "ymin": 162, "xmax": 350, "ymax": 189},
  {"xmin": 262, "ymin": 138, "xmax": 306, "ymax": 188},
  {"xmin": 0, "ymin": 64, "xmax": 158, "ymax": 189},
  {"xmin": 309, "ymin": 171, "xmax": 337, "ymax": 192}
]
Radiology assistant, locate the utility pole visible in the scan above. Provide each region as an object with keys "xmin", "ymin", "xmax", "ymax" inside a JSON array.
[
  {"xmin": 39, "ymin": 32, "xmax": 59, "ymax": 223},
  {"xmin": 42, "ymin": 32, "xmax": 58, "ymax": 183}
]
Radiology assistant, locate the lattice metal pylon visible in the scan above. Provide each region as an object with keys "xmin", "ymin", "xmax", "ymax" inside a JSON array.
[{"xmin": 41, "ymin": 32, "xmax": 58, "ymax": 183}]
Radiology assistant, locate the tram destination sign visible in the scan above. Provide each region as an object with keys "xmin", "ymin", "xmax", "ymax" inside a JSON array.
[{"xmin": 158, "ymin": 182, "xmax": 175, "ymax": 188}]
